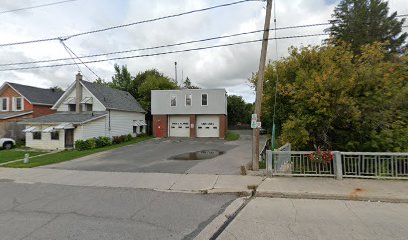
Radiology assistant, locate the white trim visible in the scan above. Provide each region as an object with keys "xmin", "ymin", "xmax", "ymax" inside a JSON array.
[
  {"xmin": 201, "ymin": 93, "xmax": 208, "ymax": 106},
  {"xmin": 170, "ymin": 94, "xmax": 177, "ymax": 107},
  {"xmin": 23, "ymin": 126, "xmax": 37, "ymax": 133},
  {"xmin": 14, "ymin": 96, "xmax": 24, "ymax": 111},
  {"xmin": 51, "ymin": 81, "xmax": 76, "ymax": 110},
  {"xmin": 0, "ymin": 82, "xmax": 33, "ymax": 104},
  {"xmin": 0, "ymin": 97, "xmax": 9, "ymax": 111},
  {"xmin": 185, "ymin": 93, "xmax": 192, "ymax": 107}
]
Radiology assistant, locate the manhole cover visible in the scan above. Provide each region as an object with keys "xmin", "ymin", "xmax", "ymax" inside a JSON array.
[{"xmin": 169, "ymin": 150, "xmax": 224, "ymax": 160}]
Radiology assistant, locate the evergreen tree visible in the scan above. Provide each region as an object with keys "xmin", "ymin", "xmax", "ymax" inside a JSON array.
[
  {"xmin": 327, "ymin": 0, "xmax": 407, "ymax": 55},
  {"xmin": 182, "ymin": 77, "xmax": 200, "ymax": 89}
]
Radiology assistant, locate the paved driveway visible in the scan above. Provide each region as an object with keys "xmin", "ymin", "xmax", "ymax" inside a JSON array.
[{"xmin": 43, "ymin": 130, "xmax": 258, "ymax": 175}]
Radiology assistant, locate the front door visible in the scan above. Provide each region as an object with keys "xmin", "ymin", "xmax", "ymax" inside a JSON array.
[{"xmin": 65, "ymin": 129, "xmax": 74, "ymax": 148}]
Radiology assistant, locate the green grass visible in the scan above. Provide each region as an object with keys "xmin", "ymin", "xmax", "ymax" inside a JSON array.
[
  {"xmin": 4, "ymin": 136, "xmax": 153, "ymax": 168},
  {"xmin": 225, "ymin": 131, "xmax": 240, "ymax": 141},
  {"xmin": 0, "ymin": 149, "xmax": 46, "ymax": 164}
]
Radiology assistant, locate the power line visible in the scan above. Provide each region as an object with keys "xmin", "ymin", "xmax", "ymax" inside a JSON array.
[
  {"xmin": 0, "ymin": 0, "xmax": 260, "ymax": 47},
  {"xmin": 0, "ymin": 22, "xmax": 332, "ymax": 67},
  {"xmin": 59, "ymin": 39, "xmax": 91, "ymax": 81},
  {"xmin": 0, "ymin": 33, "xmax": 328, "ymax": 72},
  {"xmin": 60, "ymin": 40, "xmax": 101, "ymax": 79},
  {"xmin": 0, "ymin": 0, "xmax": 78, "ymax": 14}
]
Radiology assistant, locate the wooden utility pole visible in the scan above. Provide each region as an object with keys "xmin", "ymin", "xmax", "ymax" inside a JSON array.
[{"xmin": 252, "ymin": 0, "xmax": 273, "ymax": 171}]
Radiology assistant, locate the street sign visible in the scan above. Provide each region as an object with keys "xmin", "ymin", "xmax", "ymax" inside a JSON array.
[
  {"xmin": 251, "ymin": 120, "xmax": 257, "ymax": 129},
  {"xmin": 257, "ymin": 122, "xmax": 262, "ymax": 128},
  {"xmin": 251, "ymin": 114, "xmax": 257, "ymax": 120}
]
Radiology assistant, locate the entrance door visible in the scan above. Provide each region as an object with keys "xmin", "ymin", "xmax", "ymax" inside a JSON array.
[{"xmin": 65, "ymin": 129, "xmax": 74, "ymax": 148}]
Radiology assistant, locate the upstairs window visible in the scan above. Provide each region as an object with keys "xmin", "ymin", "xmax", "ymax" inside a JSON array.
[
  {"xmin": 68, "ymin": 104, "xmax": 76, "ymax": 112},
  {"xmin": 0, "ymin": 97, "xmax": 8, "ymax": 111},
  {"xmin": 83, "ymin": 103, "xmax": 93, "ymax": 112},
  {"xmin": 201, "ymin": 93, "xmax": 208, "ymax": 106},
  {"xmin": 185, "ymin": 94, "xmax": 192, "ymax": 106},
  {"xmin": 14, "ymin": 97, "xmax": 23, "ymax": 111},
  {"xmin": 170, "ymin": 95, "xmax": 177, "ymax": 107}
]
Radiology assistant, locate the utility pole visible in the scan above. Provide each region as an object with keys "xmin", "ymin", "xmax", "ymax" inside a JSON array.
[
  {"xmin": 174, "ymin": 61, "xmax": 178, "ymax": 85},
  {"xmin": 252, "ymin": 0, "xmax": 272, "ymax": 171}
]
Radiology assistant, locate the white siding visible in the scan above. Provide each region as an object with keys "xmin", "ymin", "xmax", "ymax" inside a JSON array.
[
  {"xmin": 25, "ymin": 125, "xmax": 65, "ymax": 150},
  {"xmin": 74, "ymin": 116, "xmax": 108, "ymax": 142},
  {"xmin": 56, "ymin": 85, "xmax": 105, "ymax": 112},
  {"xmin": 109, "ymin": 110, "xmax": 145, "ymax": 137}
]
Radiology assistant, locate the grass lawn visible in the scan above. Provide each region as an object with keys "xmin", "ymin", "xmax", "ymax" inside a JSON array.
[
  {"xmin": 4, "ymin": 136, "xmax": 153, "ymax": 168},
  {"xmin": 0, "ymin": 149, "xmax": 46, "ymax": 164},
  {"xmin": 225, "ymin": 131, "xmax": 240, "ymax": 141}
]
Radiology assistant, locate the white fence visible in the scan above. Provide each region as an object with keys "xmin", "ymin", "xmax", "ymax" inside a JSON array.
[{"xmin": 266, "ymin": 150, "xmax": 408, "ymax": 180}]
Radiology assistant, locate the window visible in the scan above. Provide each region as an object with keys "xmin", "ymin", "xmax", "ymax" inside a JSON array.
[
  {"xmin": 33, "ymin": 132, "xmax": 41, "ymax": 140},
  {"xmin": 83, "ymin": 103, "xmax": 92, "ymax": 112},
  {"xmin": 0, "ymin": 97, "xmax": 8, "ymax": 111},
  {"xmin": 51, "ymin": 131, "xmax": 59, "ymax": 140},
  {"xmin": 170, "ymin": 95, "xmax": 177, "ymax": 107},
  {"xmin": 68, "ymin": 104, "xmax": 76, "ymax": 112},
  {"xmin": 201, "ymin": 93, "xmax": 208, "ymax": 106},
  {"xmin": 14, "ymin": 97, "xmax": 23, "ymax": 111},
  {"xmin": 133, "ymin": 126, "xmax": 137, "ymax": 134},
  {"xmin": 185, "ymin": 94, "xmax": 192, "ymax": 106}
]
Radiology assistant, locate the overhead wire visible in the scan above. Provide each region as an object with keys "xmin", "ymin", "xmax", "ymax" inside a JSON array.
[
  {"xmin": 0, "ymin": 0, "xmax": 261, "ymax": 47},
  {"xmin": 59, "ymin": 39, "xmax": 89, "ymax": 81},
  {"xmin": 0, "ymin": 0, "xmax": 78, "ymax": 14},
  {"xmin": 0, "ymin": 33, "xmax": 328, "ymax": 72}
]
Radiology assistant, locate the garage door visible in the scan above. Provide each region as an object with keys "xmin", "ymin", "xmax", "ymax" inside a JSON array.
[
  {"xmin": 196, "ymin": 115, "xmax": 219, "ymax": 138},
  {"xmin": 169, "ymin": 116, "xmax": 190, "ymax": 137}
]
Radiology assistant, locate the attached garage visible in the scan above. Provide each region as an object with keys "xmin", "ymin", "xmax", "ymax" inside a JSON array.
[
  {"xmin": 196, "ymin": 115, "xmax": 219, "ymax": 138},
  {"xmin": 169, "ymin": 115, "xmax": 190, "ymax": 137}
]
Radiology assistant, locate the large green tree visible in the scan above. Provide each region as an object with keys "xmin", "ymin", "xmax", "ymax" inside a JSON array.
[
  {"xmin": 255, "ymin": 42, "xmax": 408, "ymax": 151},
  {"xmin": 138, "ymin": 74, "xmax": 179, "ymax": 111},
  {"xmin": 227, "ymin": 95, "xmax": 252, "ymax": 127},
  {"xmin": 327, "ymin": 0, "xmax": 407, "ymax": 55}
]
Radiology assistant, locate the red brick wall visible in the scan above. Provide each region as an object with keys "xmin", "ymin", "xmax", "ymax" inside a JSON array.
[
  {"xmin": 189, "ymin": 115, "xmax": 196, "ymax": 138},
  {"xmin": 152, "ymin": 115, "xmax": 168, "ymax": 138},
  {"xmin": 219, "ymin": 114, "xmax": 227, "ymax": 139},
  {"xmin": 0, "ymin": 86, "xmax": 33, "ymax": 111},
  {"xmin": 32, "ymin": 105, "xmax": 56, "ymax": 118}
]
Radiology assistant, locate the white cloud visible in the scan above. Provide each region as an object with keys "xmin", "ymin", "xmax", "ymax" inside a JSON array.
[{"xmin": 0, "ymin": 0, "xmax": 406, "ymax": 103}]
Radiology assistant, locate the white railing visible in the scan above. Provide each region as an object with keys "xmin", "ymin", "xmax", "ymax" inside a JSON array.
[{"xmin": 266, "ymin": 150, "xmax": 408, "ymax": 180}]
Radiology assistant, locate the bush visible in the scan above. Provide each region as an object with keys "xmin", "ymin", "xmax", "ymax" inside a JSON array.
[
  {"xmin": 94, "ymin": 136, "xmax": 112, "ymax": 148},
  {"xmin": 125, "ymin": 134, "xmax": 133, "ymax": 141},
  {"xmin": 112, "ymin": 134, "xmax": 134, "ymax": 144},
  {"xmin": 75, "ymin": 138, "xmax": 96, "ymax": 151},
  {"xmin": 137, "ymin": 133, "xmax": 148, "ymax": 138}
]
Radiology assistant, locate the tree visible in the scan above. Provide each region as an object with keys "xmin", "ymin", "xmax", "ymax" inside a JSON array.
[
  {"xmin": 327, "ymin": 0, "xmax": 407, "ymax": 55},
  {"xmin": 49, "ymin": 86, "xmax": 64, "ymax": 93},
  {"xmin": 253, "ymin": 42, "xmax": 408, "ymax": 151},
  {"xmin": 227, "ymin": 95, "xmax": 252, "ymax": 127},
  {"xmin": 110, "ymin": 64, "xmax": 138, "ymax": 97},
  {"xmin": 182, "ymin": 77, "xmax": 200, "ymax": 89},
  {"xmin": 138, "ymin": 74, "xmax": 179, "ymax": 111}
]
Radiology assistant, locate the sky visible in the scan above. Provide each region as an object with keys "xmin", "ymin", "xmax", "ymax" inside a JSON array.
[{"xmin": 0, "ymin": 0, "xmax": 407, "ymax": 103}]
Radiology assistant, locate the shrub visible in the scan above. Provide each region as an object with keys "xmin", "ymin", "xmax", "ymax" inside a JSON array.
[
  {"xmin": 125, "ymin": 134, "xmax": 133, "ymax": 141},
  {"xmin": 112, "ymin": 134, "xmax": 134, "ymax": 144},
  {"xmin": 75, "ymin": 138, "xmax": 96, "ymax": 151},
  {"xmin": 137, "ymin": 133, "xmax": 148, "ymax": 138},
  {"xmin": 95, "ymin": 136, "xmax": 112, "ymax": 148}
]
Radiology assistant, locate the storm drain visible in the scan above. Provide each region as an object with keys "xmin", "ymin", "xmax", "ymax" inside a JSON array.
[{"xmin": 169, "ymin": 150, "xmax": 224, "ymax": 160}]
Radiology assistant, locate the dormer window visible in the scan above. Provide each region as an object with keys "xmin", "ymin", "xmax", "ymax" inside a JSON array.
[
  {"xmin": 68, "ymin": 104, "xmax": 76, "ymax": 112},
  {"xmin": 81, "ymin": 97, "xmax": 93, "ymax": 112},
  {"xmin": 14, "ymin": 97, "xmax": 23, "ymax": 111},
  {"xmin": 0, "ymin": 97, "xmax": 9, "ymax": 111}
]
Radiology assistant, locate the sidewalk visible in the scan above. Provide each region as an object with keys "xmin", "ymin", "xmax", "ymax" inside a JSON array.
[
  {"xmin": 1, "ymin": 168, "xmax": 407, "ymax": 202},
  {"xmin": 0, "ymin": 168, "xmax": 263, "ymax": 195}
]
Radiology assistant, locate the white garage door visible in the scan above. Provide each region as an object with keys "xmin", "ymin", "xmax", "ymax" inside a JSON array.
[
  {"xmin": 169, "ymin": 115, "xmax": 190, "ymax": 137},
  {"xmin": 196, "ymin": 115, "xmax": 219, "ymax": 138}
]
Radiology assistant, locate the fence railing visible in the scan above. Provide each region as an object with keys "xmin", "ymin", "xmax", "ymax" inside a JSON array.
[{"xmin": 266, "ymin": 150, "xmax": 408, "ymax": 180}]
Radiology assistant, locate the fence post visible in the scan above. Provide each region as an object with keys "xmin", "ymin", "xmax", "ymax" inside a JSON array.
[
  {"xmin": 266, "ymin": 150, "xmax": 273, "ymax": 177},
  {"xmin": 333, "ymin": 151, "xmax": 343, "ymax": 180}
]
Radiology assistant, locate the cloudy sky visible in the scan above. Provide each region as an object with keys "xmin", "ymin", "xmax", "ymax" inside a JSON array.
[{"xmin": 0, "ymin": 0, "xmax": 407, "ymax": 102}]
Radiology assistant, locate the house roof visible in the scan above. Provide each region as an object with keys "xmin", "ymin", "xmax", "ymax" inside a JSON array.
[
  {"xmin": 0, "ymin": 111, "xmax": 33, "ymax": 120},
  {"xmin": 80, "ymin": 81, "xmax": 145, "ymax": 113},
  {"xmin": 21, "ymin": 111, "xmax": 107, "ymax": 124},
  {"xmin": 5, "ymin": 82, "xmax": 64, "ymax": 105}
]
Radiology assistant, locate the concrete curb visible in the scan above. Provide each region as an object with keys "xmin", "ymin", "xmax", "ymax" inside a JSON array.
[
  {"xmin": 194, "ymin": 197, "xmax": 248, "ymax": 240},
  {"xmin": 255, "ymin": 191, "xmax": 408, "ymax": 204}
]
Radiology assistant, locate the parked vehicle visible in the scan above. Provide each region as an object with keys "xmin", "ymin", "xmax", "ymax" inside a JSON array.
[
  {"xmin": 0, "ymin": 138, "xmax": 16, "ymax": 150},
  {"xmin": 259, "ymin": 128, "xmax": 267, "ymax": 135}
]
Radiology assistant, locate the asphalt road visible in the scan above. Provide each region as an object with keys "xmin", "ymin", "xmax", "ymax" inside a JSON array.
[
  {"xmin": 219, "ymin": 197, "xmax": 408, "ymax": 240},
  {"xmin": 42, "ymin": 130, "xmax": 260, "ymax": 175},
  {"xmin": 0, "ymin": 181, "xmax": 236, "ymax": 240}
]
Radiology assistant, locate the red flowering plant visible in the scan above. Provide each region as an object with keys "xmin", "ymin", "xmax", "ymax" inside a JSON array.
[{"xmin": 308, "ymin": 146, "xmax": 334, "ymax": 164}]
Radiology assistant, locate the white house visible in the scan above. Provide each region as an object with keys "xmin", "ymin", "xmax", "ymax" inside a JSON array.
[{"xmin": 21, "ymin": 73, "xmax": 146, "ymax": 150}]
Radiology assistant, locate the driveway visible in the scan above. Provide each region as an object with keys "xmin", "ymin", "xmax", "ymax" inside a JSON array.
[{"xmin": 43, "ymin": 130, "xmax": 260, "ymax": 175}]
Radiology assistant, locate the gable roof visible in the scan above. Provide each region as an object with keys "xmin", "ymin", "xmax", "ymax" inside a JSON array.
[
  {"xmin": 21, "ymin": 111, "xmax": 108, "ymax": 124},
  {"xmin": 80, "ymin": 81, "xmax": 145, "ymax": 113},
  {"xmin": 2, "ymin": 82, "xmax": 64, "ymax": 105}
]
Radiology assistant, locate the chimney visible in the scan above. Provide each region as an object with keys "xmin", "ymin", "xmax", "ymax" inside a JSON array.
[{"xmin": 75, "ymin": 72, "xmax": 82, "ymax": 113}]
